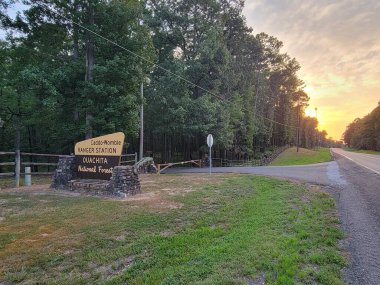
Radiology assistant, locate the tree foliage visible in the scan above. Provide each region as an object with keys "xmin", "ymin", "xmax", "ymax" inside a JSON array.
[
  {"xmin": 343, "ymin": 103, "xmax": 380, "ymax": 151},
  {"xmin": 0, "ymin": 0, "xmax": 334, "ymax": 160},
  {"xmin": 1, "ymin": 0, "xmax": 154, "ymax": 153}
]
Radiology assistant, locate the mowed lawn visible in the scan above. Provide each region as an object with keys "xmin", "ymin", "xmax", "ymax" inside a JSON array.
[
  {"xmin": 0, "ymin": 174, "xmax": 345, "ymax": 284},
  {"xmin": 271, "ymin": 147, "xmax": 332, "ymax": 166}
]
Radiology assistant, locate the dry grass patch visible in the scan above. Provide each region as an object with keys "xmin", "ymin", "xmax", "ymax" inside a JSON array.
[
  {"xmin": 123, "ymin": 173, "xmax": 229, "ymax": 211},
  {"xmin": 0, "ymin": 174, "xmax": 232, "ymax": 282},
  {"xmin": 0, "ymin": 174, "xmax": 345, "ymax": 284}
]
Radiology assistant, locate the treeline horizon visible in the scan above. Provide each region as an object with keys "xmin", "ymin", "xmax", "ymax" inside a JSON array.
[
  {"xmin": 343, "ymin": 102, "xmax": 380, "ymax": 151},
  {"xmin": 0, "ymin": 0, "xmax": 341, "ymax": 162}
]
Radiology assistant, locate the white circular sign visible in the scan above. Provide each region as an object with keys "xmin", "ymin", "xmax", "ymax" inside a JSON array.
[{"xmin": 207, "ymin": 134, "xmax": 214, "ymax": 147}]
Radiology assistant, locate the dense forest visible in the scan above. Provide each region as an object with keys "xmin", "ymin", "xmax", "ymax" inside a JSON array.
[
  {"xmin": 343, "ymin": 102, "xmax": 380, "ymax": 151},
  {"xmin": 0, "ymin": 0, "xmax": 339, "ymax": 162}
]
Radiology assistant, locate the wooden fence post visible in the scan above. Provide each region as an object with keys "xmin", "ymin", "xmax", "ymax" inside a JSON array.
[{"xmin": 15, "ymin": 149, "xmax": 20, "ymax": 187}]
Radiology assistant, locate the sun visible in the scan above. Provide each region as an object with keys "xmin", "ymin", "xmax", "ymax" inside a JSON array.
[
  {"xmin": 303, "ymin": 85, "xmax": 314, "ymax": 95},
  {"xmin": 304, "ymin": 107, "xmax": 327, "ymax": 131}
]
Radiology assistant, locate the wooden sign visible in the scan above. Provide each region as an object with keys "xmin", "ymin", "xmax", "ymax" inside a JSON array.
[{"xmin": 74, "ymin": 132, "xmax": 125, "ymax": 180}]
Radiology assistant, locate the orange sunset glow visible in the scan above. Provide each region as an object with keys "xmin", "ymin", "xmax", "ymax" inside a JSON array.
[{"xmin": 243, "ymin": 1, "xmax": 380, "ymax": 140}]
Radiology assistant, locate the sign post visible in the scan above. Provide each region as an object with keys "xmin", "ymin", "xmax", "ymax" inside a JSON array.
[{"xmin": 207, "ymin": 134, "xmax": 213, "ymax": 175}]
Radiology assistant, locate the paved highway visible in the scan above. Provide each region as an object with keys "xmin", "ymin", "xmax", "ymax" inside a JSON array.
[
  {"xmin": 331, "ymin": 148, "xmax": 380, "ymax": 175},
  {"xmin": 165, "ymin": 148, "xmax": 380, "ymax": 284}
]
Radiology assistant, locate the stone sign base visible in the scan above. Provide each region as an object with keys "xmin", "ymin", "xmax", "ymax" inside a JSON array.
[
  {"xmin": 135, "ymin": 157, "xmax": 157, "ymax": 174},
  {"xmin": 51, "ymin": 156, "xmax": 141, "ymax": 197},
  {"xmin": 106, "ymin": 166, "xmax": 141, "ymax": 197},
  {"xmin": 68, "ymin": 179, "xmax": 109, "ymax": 195},
  {"xmin": 51, "ymin": 156, "xmax": 77, "ymax": 189}
]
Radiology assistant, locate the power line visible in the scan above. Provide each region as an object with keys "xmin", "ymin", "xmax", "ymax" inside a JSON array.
[
  {"xmin": 40, "ymin": 3, "xmax": 299, "ymax": 130},
  {"xmin": 41, "ymin": 3, "xmax": 225, "ymax": 101}
]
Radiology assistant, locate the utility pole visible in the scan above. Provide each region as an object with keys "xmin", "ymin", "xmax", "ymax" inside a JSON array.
[
  {"xmin": 315, "ymin": 107, "xmax": 319, "ymax": 149},
  {"xmin": 296, "ymin": 105, "xmax": 300, "ymax": 153},
  {"xmin": 14, "ymin": 114, "xmax": 21, "ymax": 187},
  {"xmin": 139, "ymin": 82, "xmax": 144, "ymax": 161},
  {"xmin": 85, "ymin": 1, "xmax": 94, "ymax": 139}
]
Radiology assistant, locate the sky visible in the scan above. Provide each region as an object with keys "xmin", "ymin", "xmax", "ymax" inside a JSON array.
[
  {"xmin": 0, "ymin": 3, "xmax": 26, "ymax": 38},
  {"xmin": 243, "ymin": 0, "xmax": 380, "ymax": 140}
]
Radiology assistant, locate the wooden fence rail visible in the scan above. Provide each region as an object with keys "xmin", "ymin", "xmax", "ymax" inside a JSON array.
[
  {"xmin": 0, "ymin": 162, "xmax": 15, "ymax": 166},
  {"xmin": 206, "ymin": 146, "xmax": 289, "ymax": 167},
  {"xmin": 120, "ymin": 153, "xmax": 138, "ymax": 165},
  {"xmin": 154, "ymin": 146, "xmax": 290, "ymax": 174},
  {"xmin": 0, "ymin": 151, "xmax": 71, "ymax": 157},
  {"xmin": 157, "ymin": 159, "xmax": 202, "ymax": 174},
  {"xmin": 21, "ymin": 162, "xmax": 58, "ymax": 166},
  {"xmin": 120, "ymin": 160, "xmax": 136, "ymax": 165},
  {"xmin": 0, "ymin": 151, "xmax": 138, "ymax": 186},
  {"xmin": 0, "ymin": 152, "xmax": 64, "ymax": 184},
  {"xmin": 0, "ymin": 173, "xmax": 14, "ymax": 177}
]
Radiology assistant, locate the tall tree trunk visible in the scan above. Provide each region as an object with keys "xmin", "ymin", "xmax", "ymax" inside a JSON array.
[
  {"xmin": 186, "ymin": 137, "xmax": 191, "ymax": 160},
  {"xmin": 27, "ymin": 126, "xmax": 35, "ymax": 172},
  {"xmin": 296, "ymin": 105, "xmax": 301, "ymax": 152},
  {"xmin": 71, "ymin": 1, "xmax": 80, "ymax": 123},
  {"xmin": 85, "ymin": 1, "xmax": 94, "ymax": 139},
  {"xmin": 72, "ymin": 1, "xmax": 79, "ymax": 60},
  {"xmin": 14, "ymin": 114, "xmax": 21, "ymax": 187},
  {"xmin": 168, "ymin": 136, "xmax": 172, "ymax": 161},
  {"xmin": 163, "ymin": 134, "xmax": 167, "ymax": 162}
]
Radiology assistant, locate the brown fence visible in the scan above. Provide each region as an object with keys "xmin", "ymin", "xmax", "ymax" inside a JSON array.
[
  {"xmin": 205, "ymin": 145, "xmax": 289, "ymax": 167},
  {"xmin": 120, "ymin": 153, "xmax": 138, "ymax": 165},
  {"xmin": 156, "ymin": 146, "xmax": 289, "ymax": 173},
  {"xmin": 0, "ymin": 151, "xmax": 68, "ymax": 178},
  {"xmin": 0, "ymin": 151, "xmax": 138, "ymax": 184},
  {"xmin": 157, "ymin": 159, "xmax": 202, "ymax": 174}
]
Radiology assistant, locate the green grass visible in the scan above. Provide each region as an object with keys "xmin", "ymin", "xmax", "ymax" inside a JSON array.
[
  {"xmin": 0, "ymin": 174, "xmax": 345, "ymax": 284},
  {"xmin": 271, "ymin": 147, "xmax": 332, "ymax": 166},
  {"xmin": 345, "ymin": 148, "xmax": 380, "ymax": 155}
]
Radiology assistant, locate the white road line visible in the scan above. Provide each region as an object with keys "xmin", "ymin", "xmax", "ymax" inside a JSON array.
[{"xmin": 334, "ymin": 150, "xmax": 380, "ymax": 176}]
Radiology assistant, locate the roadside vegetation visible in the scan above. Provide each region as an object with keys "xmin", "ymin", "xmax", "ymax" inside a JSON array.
[
  {"xmin": 0, "ymin": 174, "xmax": 345, "ymax": 284},
  {"xmin": 343, "ymin": 102, "xmax": 380, "ymax": 152},
  {"xmin": 345, "ymin": 148, "xmax": 380, "ymax": 155},
  {"xmin": 271, "ymin": 147, "xmax": 332, "ymax": 166}
]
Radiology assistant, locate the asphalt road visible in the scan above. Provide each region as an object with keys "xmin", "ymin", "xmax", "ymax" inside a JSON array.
[
  {"xmin": 331, "ymin": 148, "xmax": 380, "ymax": 175},
  {"xmin": 164, "ymin": 161, "xmax": 344, "ymax": 187},
  {"xmin": 330, "ymin": 149, "xmax": 380, "ymax": 284},
  {"xmin": 165, "ymin": 148, "xmax": 380, "ymax": 284}
]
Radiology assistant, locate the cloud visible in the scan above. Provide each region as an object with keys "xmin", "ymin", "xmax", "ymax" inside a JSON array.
[{"xmin": 243, "ymin": 0, "xmax": 380, "ymax": 139}]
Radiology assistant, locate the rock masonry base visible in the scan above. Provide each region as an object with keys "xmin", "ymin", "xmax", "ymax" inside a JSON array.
[{"xmin": 51, "ymin": 156, "xmax": 141, "ymax": 197}]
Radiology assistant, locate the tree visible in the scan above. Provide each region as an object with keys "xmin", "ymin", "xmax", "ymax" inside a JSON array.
[
  {"xmin": 343, "ymin": 103, "xmax": 380, "ymax": 151},
  {"xmin": 1, "ymin": 0, "xmax": 329, "ymax": 162},
  {"xmin": 1, "ymin": 0, "xmax": 155, "ymax": 154}
]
